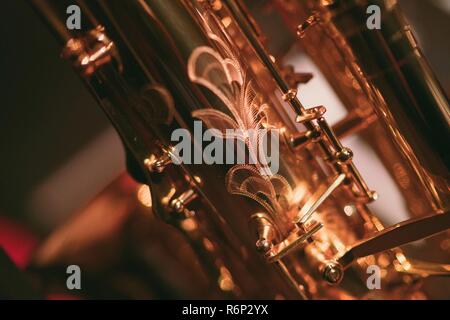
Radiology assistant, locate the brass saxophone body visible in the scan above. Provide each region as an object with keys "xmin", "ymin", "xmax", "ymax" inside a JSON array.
[
  {"xmin": 280, "ymin": 0, "xmax": 450, "ymax": 212},
  {"xmin": 31, "ymin": 0, "xmax": 450, "ymax": 299},
  {"xmin": 272, "ymin": 0, "xmax": 450, "ymax": 294}
]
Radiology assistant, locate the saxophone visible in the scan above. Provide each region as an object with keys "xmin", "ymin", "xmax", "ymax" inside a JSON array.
[{"xmin": 30, "ymin": 0, "xmax": 450, "ymax": 299}]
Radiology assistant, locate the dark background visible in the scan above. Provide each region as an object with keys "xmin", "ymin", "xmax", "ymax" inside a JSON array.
[{"xmin": 0, "ymin": 0, "xmax": 122, "ymax": 233}]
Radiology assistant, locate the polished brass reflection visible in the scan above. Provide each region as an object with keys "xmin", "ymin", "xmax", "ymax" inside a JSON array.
[{"xmin": 30, "ymin": 0, "xmax": 450, "ymax": 299}]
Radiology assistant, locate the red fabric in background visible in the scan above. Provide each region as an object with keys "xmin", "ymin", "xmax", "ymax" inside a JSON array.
[{"xmin": 0, "ymin": 215, "xmax": 38, "ymax": 269}]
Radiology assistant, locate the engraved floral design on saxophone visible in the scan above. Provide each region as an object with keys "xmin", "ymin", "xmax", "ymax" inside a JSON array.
[{"xmin": 187, "ymin": 15, "xmax": 292, "ymax": 216}]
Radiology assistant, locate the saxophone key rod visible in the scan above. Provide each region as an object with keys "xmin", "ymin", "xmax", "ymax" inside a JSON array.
[{"xmin": 337, "ymin": 211, "xmax": 450, "ymax": 270}]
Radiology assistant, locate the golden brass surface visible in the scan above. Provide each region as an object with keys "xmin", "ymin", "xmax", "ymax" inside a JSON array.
[{"xmin": 31, "ymin": 0, "xmax": 450, "ymax": 299}]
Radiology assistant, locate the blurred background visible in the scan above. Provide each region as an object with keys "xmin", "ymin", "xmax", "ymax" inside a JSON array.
[{"xmin": 0, "ymin": 0, "xmax": 449, "ymax": 299}]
